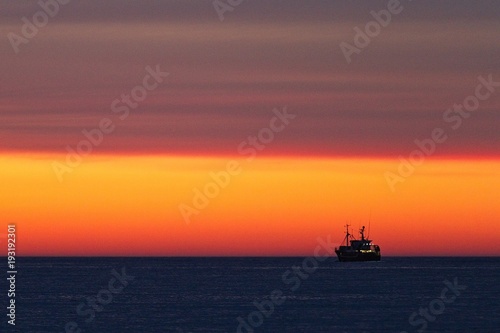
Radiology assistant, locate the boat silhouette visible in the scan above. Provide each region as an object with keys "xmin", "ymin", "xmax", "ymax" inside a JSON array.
[{"xmin": 335, "ymin": 224, "xmax": 381, "ymax": 262}]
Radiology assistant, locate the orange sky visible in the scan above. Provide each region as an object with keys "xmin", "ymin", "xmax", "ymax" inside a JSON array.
[{"xmin": 2, "ymin": 153, "xmax": 499, "ymax": 256}]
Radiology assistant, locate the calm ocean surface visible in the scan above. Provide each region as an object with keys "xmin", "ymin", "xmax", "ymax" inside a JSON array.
[{"xmin": 6, "ymin": 257, "xmax": 500, "ymax": 332}]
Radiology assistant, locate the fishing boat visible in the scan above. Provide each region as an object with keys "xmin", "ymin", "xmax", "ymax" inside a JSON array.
[{"xmin": 335, "ymin": 224, "xmax": 381, "ymax": 262}]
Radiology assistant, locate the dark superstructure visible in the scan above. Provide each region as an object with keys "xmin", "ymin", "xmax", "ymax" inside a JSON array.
[{"xmin": 335, "ymin": 224, "xmax": 381, "ymax": 262}]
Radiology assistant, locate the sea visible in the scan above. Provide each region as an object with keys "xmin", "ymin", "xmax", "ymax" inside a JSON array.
[{"xmin": 4, "ymin": 257, "xmax": 499, "ymax": 332}]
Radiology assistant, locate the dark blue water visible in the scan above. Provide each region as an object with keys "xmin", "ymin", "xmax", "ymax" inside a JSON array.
[{"xmin": 3, "ymin": 257, "xmax": 499, "ymax": 332}]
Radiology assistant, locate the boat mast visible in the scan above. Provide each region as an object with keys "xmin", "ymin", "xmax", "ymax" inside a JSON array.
[{"xmin": 344, "ymin": 224, "xmax": 350, "ymax": 246}]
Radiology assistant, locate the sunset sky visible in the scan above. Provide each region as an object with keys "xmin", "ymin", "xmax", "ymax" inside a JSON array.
[{"xmin": 1, "ymin": 0, "xmax": 499, "ymax": 256}]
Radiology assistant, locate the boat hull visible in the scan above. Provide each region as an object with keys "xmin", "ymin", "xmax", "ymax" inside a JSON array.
[{"xmin": 335, "ymin": 250, "xmax": 381, "ymax": 262}]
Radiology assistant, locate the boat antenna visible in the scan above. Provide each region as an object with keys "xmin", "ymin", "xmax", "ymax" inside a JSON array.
[{"xmin": 367, "ymin": 210, "xmax": 371, "ymax": 239}]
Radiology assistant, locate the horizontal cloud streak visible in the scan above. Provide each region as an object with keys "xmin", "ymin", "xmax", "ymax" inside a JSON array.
[{"xmin": 2, "ymin": 0, "xmax": 499, "ymax": 23}]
